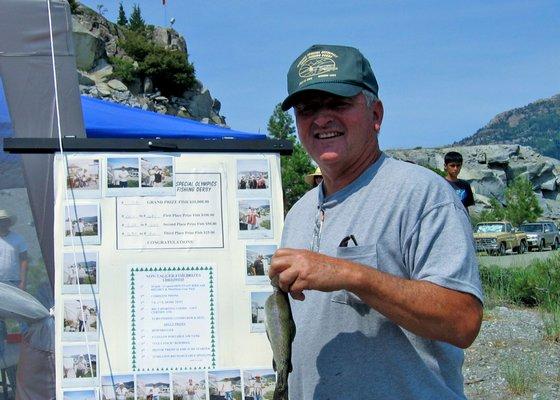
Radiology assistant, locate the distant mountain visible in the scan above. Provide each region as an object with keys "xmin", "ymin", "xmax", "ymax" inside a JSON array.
[{"xmin": 455, "ymin": 94, "xmax": 560, "ymax": 159}]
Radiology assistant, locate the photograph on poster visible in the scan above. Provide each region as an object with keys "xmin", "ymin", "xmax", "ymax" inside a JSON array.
[
  {"xmin": 65, "ymin": 157, "xmax": 101, "ymax": 198},
  {"xmin": 208, "ymin": 370, "xmax": 242, "ymax": 400},
  {"xmin": 62, "ymin": 251, "xmax": 98, "ymax": 294},
  {"xmin": 136, "ymin": 373, "xmax": 171, "ymax": 400},
  {"xmin": 242, "ymin": 368, "xmax": 276, "ymax": 400},
  {"xmin": 63, "ymin": 203, "xmax": 101, "ymax": 245},
  {"xmin": 62, "ymin": 343, "xmax": 98, "ymax": 387},
  {"xmin": 245, "ymin": 244, "xmax": 277, "ymax": 285},
  {"xmin": 238, "ymin": 199, "xmax": 272, "ymax": 239},
  {"xmin": 63, "ymin": 298, "xmax": 99, "ymax": 341},
  {"xmin": 172, "ymin": 371, "xmax": 207, "ymax": 400},
  {"xmin": 237, "ymin": 159, "xmax": 270, "ymax": 197},
  {"xmin": 62, "ymin": 388, "xmax": 98, "ymax": 400},
  {"xmin": 250, "ymin": 291, "xmax": 272, "ymax": 333},
  {"xmin": 101, "ymin": 374, "xmax": 135, "ymax": 400},
  {"xmin": 106, "ymin": 157, "xmax": 140, "ymax": 196},
  {"xmin": 140, "ymin": 156, "xmax": 175, "ymax": 193}
]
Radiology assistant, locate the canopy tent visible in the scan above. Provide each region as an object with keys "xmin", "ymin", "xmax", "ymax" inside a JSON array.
[
  {"xmin": 1, "ymin": 86, "xmax": 265, "ymax": 140},
  {"xmin": 81, "ymin": 96, "xmax": 265, "ymax": 139},
  {"xmin": 0, "ymin": 283, "xmax": 55, "ymax": 400}
]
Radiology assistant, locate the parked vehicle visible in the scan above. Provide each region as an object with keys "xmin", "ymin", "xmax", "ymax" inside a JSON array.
[
  {"xmin": 473, "ymin": 221, "xmax": 528, "ymax": 256},
  {"xmin": 518, "ymin": 221, "xmax": 560, "ymax": 251}
]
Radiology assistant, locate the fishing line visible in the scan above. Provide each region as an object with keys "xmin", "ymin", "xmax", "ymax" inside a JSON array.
[{"xmin": 46, "ymin": 0, "xmax": 115, "ymax": 393}]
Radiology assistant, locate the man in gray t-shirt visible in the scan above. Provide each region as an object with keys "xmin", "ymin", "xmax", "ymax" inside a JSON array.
[{"xmin": 269, "ymin": 44, "xmax": 483, "ymax": 399}]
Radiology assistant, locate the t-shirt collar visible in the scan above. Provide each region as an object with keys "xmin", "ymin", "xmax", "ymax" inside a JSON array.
[{"xmin": 317, "ymin": 152, "xmax": 387, "ymax": 209}]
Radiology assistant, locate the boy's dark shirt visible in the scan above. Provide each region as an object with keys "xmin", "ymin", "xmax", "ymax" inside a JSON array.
[{"xmin": 446, "ymin": 178, "xmax": 475, "ymax": 209}]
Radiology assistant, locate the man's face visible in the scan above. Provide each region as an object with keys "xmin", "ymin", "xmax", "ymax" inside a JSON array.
[
  {"xmin": 444, "ymin": 162, "xmax": 462, "ymax": 180},
  {"xmin": 293, "ymin": 91, "xmax": 382, "ymax": 174}
]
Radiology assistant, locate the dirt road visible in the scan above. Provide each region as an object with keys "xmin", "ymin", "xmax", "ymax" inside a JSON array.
[{"xmin": 477, "ymin": 247, "xmax": 559, "ymax": 268}]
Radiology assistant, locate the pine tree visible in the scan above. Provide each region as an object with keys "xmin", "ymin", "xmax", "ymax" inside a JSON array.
[
  {"xmin": 117, "ymin": 2, "xmax": 128, "ymax": 26},
  {"xmin": 477, "ymin": 176, "xmax": 543, "ymax": 226},
  {"xmin": 503, "ymin": 176, "xmax": 543, "ymax": 226},
  {"xmin": 129, "ymin": 4, "xmax": 146, "ymax": 32},
  {"xmin": 267, "ymin": 104, "xmax": 295, "ymax": 140},
  {"xmin": 267, "ymin": 104, "xmax": 314, "ymax": 214}
]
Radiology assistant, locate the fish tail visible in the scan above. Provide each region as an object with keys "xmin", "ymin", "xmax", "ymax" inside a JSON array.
[
  {"xmin": 273, "ymin": 385, "xmax": 289, "ymax": 400},
  {"xmin": 273, "ymin": 367, "xmax": 289, "ymax": 400}
]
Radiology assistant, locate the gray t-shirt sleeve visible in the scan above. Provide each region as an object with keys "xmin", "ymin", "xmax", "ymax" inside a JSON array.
[{"xmin": 404, "ymin": 201, "xmax": 483, "ymax": 303}]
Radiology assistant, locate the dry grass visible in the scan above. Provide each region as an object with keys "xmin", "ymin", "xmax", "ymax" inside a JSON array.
[
  {"xmin": 542, "ymin": 305, "xmax": 560, "ymax": 342},
  {"xmin": 502, "ymin": 358, "xmax": 539, "ymax": 395}
]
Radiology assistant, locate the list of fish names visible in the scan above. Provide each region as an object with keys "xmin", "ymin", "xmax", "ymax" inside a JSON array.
[
  {"xmin": 117, "ymin": 173, "xmax": 224, "ymax": 249},
  {"xmin": 130, "ymin": 265, "xmax": 216, "ymax": 371}
]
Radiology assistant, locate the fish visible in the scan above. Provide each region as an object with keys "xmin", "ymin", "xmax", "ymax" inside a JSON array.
[{"xmin": 265, "ymin": 277, "xmax": 296, "ymax": 400}]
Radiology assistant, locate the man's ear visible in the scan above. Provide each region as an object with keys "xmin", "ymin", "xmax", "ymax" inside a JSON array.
[{"xmin": 373, "ymin": 100, "xmax": 384, "ymax": 132}]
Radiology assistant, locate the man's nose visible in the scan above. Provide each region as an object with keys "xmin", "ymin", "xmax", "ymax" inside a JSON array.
[{"xmin": 312, "ymin": 108, "xmax": 335, "ymax": 127}]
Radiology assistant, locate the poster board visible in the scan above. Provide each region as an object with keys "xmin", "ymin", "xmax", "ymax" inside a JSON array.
[{"xmin": 54, "ymin": 152, "xmax": 283, "ymax": 399}]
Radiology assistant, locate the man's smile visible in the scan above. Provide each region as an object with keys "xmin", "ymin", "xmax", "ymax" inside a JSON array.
[{"xmin": 314, "ymin": 131, "xmax": 344, "ymax": 139}]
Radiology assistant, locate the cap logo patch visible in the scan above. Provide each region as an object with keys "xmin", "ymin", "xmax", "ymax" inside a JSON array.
[{"xmin": 297, "ymin": 50, "xmax": 338, "ymax": 86}]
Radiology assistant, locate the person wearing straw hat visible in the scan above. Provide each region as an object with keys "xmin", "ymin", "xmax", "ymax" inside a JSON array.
[
  {"xmin": 0, "ymin": 209, "xmax": 28, "ymax": 291},
  {"xmin": 304, "ymin": 167, "xmax": 323, "ymax": 188},
  {"xmin": 269, "ymin": 44, "xmax": 482, "ymax": 399}
]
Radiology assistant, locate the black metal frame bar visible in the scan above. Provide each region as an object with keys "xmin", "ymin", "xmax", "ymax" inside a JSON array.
[{"xmin": 2, "ymin": 137, "xmax": 293, "ymax": 155}]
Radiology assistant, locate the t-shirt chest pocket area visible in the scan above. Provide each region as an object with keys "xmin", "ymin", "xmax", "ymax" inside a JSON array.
[{"xmin": 332, "ymin": 244, "xmax": 377, "ymax": 307}]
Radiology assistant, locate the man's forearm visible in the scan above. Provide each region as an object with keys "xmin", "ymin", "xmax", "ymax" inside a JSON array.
[
  {"xmin": 344, "ymin": 261, "xmax": 482, "ymax": 348},
  {"xmin": 271, "ymin": 248, "xmax": 482, "ymax": 348}
]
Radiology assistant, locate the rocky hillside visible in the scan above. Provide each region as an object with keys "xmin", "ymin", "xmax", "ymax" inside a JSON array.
[
  {"xmin": 387, "ymin": 145, "xmax": 560, "ymax": 219},
  {"xmin": 455, "ymin": 94, "xmax": 560, "ymax": 159},
  {"xmin": 72, "ymin": 3, "xmax": 226, "ymax": 125}
]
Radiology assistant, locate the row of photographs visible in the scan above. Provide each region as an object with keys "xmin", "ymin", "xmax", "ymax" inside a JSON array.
[
  {"xmin": 62, "ymin": 365, "xmax": 275, "ymax": 399},
  {"xmin": 62, "ymin": 287, "xmax": 273, "ymax": 344},
  {"xmin": 65, "ymin": 156, "xmax": 272, "ymax": 199},
  {"xmin": 63, "ymin": 199, "xmax": 275, "ymax": 246},
  {"xmin": 61, "ymin": 243, "xmax": 278, "ymax": 295}
]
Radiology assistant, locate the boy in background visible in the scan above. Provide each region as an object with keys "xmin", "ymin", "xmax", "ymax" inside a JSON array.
[{"xmin": 444, "ymin": 151, "xmax": 475, "ymax": 212}]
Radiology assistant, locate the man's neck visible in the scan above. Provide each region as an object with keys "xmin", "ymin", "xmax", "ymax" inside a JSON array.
[
  {"xmin": 445, "ymin": 175, "xmax": 458, "ymax": 182},
  {"xmin": 322, "ymin": 149, "xmax": 382, "ymax": 196}
]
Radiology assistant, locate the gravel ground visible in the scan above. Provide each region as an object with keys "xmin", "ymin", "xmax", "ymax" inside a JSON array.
[{"xmin": 464, "ymin": 306, "xmax": 559, "ymax": 399}]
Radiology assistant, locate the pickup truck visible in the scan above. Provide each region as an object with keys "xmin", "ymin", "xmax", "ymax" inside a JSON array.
[{"xmin": 473, "ymin": 221, "xmax": 528, "ymax": 256}]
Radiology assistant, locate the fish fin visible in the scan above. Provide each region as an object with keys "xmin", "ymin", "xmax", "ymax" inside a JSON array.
[
  {"xmin": 272, "ymin": 358, "xmax": 277, "ymax": 372},
  {"xmin": 289, "ymin": 360, "xmax": 293, "ymax": 373}
]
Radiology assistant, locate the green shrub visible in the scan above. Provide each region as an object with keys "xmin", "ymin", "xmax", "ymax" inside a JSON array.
[
  {"xmin": 140, "ymin": 47, "xmax": 195, "ymax": 96},
  {"xmin": 109, "ymin": 57, "xmax": 137, "ymax": 84},
  {"xmin": 423, "ymin": 164, "xmax": 446, "ymax": 177},
  {"xmin": 542, "ymin": 304, "xmax": 560, "ymax": 342},
  {"xmin": 502, "ymin": 358, "xmax": 538, "ymax": 395},
  {"xmin": 480, "ymin": 254, "xmax": 560, "ymax": 311},
  {"xmin": 118, "ymin": 29, "xmax": 196, "ymax": 96},
  {"xmin": 119, "ymin": 30, "xmax": 154, "ymax": 60},
  {"xmin": 68, "ymin": 0, "xmax": 79, "ymax": 14}
]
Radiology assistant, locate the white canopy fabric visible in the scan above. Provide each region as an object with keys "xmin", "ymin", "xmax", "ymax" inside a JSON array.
[
  {"xmin": 0, "ymin": 283, "xmax": 54, "ymax": 400},
  {"xmin": 0, "ymin": 0, "xmax": 86, "ymax": 290}
]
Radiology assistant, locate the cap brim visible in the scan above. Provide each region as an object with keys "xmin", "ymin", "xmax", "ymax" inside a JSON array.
[{"xmin": 281, "ymin": 83, "xmax": 364, "ymax": 111}]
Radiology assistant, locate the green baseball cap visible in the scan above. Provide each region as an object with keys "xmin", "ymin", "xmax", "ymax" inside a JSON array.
[{"xmin": 281, "ymin": 44, "xmax": 379, "ymax": 111}]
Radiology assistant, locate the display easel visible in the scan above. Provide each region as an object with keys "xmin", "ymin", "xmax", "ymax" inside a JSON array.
[{"xmin": 4, "ymin": 137, "xmax": 292, "ymax": 400}]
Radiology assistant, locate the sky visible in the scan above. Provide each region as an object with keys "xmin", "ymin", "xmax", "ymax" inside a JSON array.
[{"xmin": 80, "ymin": 0, "xmax": 560, "ymax": 149}]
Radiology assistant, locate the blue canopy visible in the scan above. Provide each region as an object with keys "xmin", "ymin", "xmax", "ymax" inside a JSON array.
[
  {"xmin": 81, "ymin": 96, "xmax": 265, "ymax": 139},
  {"xmin": 0, "ymin": 83, "xmax": 265, "ymax": 140}
]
